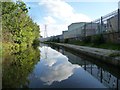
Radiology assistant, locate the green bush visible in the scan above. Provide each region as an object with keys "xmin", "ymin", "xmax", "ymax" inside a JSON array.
[
  {"xmin": 2, "ymin": 1, "xmax": 40, "ymax": 52},
  {"xmin": 83, "ymin": 36, "xmax": 91, "ymax": 43},
  {"xmin": 64, "ymin": 39, "xmax": 69, "ymax": 43},
  {"xmin": 32, "ymin": 38, "xmax": 40, "ymax": 48},
  {"xmin": 91, "ymin": 34, "xmax": 105, "ymax": 45}
]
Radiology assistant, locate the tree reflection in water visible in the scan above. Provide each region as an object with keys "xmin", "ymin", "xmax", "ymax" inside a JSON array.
[{"xmin": 2, "ymin": 47, "xmax": 40, "ymax": 88}]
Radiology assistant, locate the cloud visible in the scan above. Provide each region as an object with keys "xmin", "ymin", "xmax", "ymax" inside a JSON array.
[
  {"xmin": 43, "ymin": 16, "xmax": 56, "ymax": 24},
  {"xmin": 39, "ymin": 0, "xmax": 74, "ymax": 18},
  {"xmin": 22, "ymin": 0, "xmax": 120, "ymax": 2},
  {"xmin": 39, "ymin": 23, "xmax": 67, "ymax": 37},
  {"xmin": 37, "ymin": 46, "xmax": 80, "ymax": 85},
  {"xmin": 38, "ymin": 0, "xmax": 92, "ymax": 37}
]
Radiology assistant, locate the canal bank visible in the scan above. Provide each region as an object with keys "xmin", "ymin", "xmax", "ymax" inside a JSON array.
[
  {"xmin": 3, "ymin": 43, "xmax": 120, "ymax": 88},
  {"xmin": 51, "ymin": 43, "xmax": 120, "ymax": 67}
]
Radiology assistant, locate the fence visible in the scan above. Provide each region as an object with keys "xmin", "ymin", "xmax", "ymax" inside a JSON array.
[
  {"xmin": 82, "ymin": 9, "xmax": 120, "ymax": 44},
  {"xmin": 47, "ymin": 9, "xmax": 120, "ymax": 44}
]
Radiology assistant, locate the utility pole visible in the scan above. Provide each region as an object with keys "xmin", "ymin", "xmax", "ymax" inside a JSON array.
[
  {"xmin": 118, "ymin": 9, "xmax": 120, "ymax": 32},
  {"xmin": 101, "ymin": 17, "xmax": 103, "ymax": 34},
  {"xmin": 43, "ymin": 24, "xmax": 48, "ymax": 59}
]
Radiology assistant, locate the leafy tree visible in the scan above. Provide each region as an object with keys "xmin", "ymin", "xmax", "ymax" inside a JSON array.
[
  {"xmin": 2, "ymin": 1, "xmax": 40, "ymax": 52},
  {"xmin": 2, "ymin": 1, "xmax": 41, "ymax": 88}
]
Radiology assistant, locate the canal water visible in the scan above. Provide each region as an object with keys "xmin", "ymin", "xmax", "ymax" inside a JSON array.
[{"xmin": 2, "ymin": 43, "xmax": 120, "ymax": 89}]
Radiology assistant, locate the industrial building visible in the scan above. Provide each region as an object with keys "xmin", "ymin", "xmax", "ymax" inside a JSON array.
[
  {"xmin": 62, "ymin": 30, "xmax": 69, "ymax": 39},
  {"xmin": 62, "ymin": 23, "xmax": 85, "ymax": 40},
  {"xmin": 107, "ymin": 15, "xmax": 119, "ymax": 33},
  {"xmin": 62, "ymin": 22, "xmax": 99, "ymax": 40},
  {"xmin": 81, "ymin": 23, "xmax": 99, "ymax": 37},
  {"xmin": 41, "ymin": 1, "xmax": 120, "ymax": 44},
  {"xmin": 67, "ymin": 22, "xmax": 86, "ymax": 39}
]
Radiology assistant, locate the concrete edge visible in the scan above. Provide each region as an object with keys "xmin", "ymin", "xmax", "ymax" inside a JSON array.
[{"xmin": 52, "ymin": 43, "xmax": 120, "ymax": 67}]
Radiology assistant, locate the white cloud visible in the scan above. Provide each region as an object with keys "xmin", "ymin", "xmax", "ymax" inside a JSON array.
[
  {"xmin": 37, "ymin": 46, "xmax": 80, "ymax": 85},
  {"xmin": 38, "ymin": 0, "xmax": 92, "ymax": 37},
  {"xmin": 43, "ymin": 16, "xmax": 56, "ymax": 24},
  {"xmin": 39, "ymin": 0, "xmax": 74, "ymax": 18},
  {"xmin": 39, "ymin": 23, "xmax": 67, "ymax": 37},
  {"xmin": 23, "ymin": 0, "xmax": 120, "ymax": 2},
  {"xmin": 63, "ymin": 13, "xmax": 92, "ymax": 25}
]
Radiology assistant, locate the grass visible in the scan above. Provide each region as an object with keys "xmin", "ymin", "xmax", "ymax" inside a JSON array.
[
  {"xmin": 97, "ymin": 43, "xmax": 120, "ymax": 50},
  {"xmin": 67, "ymin": 40, "xmax": 120, "ymax": 50},
  {"xmin": 109, "ymin": 53, "xmax": 120, "ymax": 57}
]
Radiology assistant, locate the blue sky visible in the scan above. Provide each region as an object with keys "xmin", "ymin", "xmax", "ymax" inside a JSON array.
[
  {"xmin": 68, "ymin": 2, "xmax": 118, "ymax": 19},
  {"xmin": 25, "ymin": 0, "xmax": 119, "ymax": 37}
]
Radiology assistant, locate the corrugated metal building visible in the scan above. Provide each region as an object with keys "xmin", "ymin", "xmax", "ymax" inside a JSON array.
[
  {"xmin": 84, "ymin": 23, "xmax": 98, "ymax": 36},
  {"xmin": 81, "ymin": 23, "xmax": 99, "ymax": 37},
  {"xmin": 107, "ymin": 15, "xmax": 119, "ymax": 33},
  {"xmin": 68, "ymin": 22, "xmax": 86, "ymax": 39},
  {"xmin": 62, "ymin": 30, "xmax": 69, "ymax": 39},
  {"xmin": 63, "ymin": 22, "xmax": 99, "ymax": 40}
]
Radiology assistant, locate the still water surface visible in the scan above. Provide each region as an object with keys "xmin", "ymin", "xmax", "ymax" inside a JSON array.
[{"xmin": 2, "ymin": 44, "xmax": 120, "ymax": 88}]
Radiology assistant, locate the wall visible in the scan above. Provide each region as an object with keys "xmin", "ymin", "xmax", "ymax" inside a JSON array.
[
  {"xmin": 103, "ymin": 32, "xmax": 120, "ymax": 44},
  {"xmin": 63, "ymin": 31, "xmax": 70, "ymax": 39},
  {"xmin": 81, "ymin": 23, "xmax": 99, "ymax": 37},
  {"xmin": 107, "ymin": 15, "xmax": 118, "ymax": 33}
]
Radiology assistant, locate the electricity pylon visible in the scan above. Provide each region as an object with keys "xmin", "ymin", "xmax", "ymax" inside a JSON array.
[
  {"xmin": 43, "ymin": 24, "xmax": 48, "ymax": 60},
  {"xmin": 44, "ymin": 24, "xmax": 48, "ymax": 38}
]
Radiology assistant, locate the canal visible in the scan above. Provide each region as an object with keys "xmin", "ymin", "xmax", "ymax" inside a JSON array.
[{"xmin": 2, "ymin": 43, "xmax": 120, "ymax": 89}]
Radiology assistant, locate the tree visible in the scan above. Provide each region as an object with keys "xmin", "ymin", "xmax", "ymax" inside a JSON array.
[{"xmin": 2, "ymin": 1, "xmax": 40, "ymax": 52}]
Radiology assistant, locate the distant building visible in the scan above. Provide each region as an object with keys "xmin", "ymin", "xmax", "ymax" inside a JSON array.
[
  {"xmin": 40, "ymin": 37, "xmax": 51, "ymax": 42},
  {"xmin": 62, "ymin": 30, "xmax": 69, "ymax": 39},
  {"xmin": 68, "ymin": 22, "xmax": 85, "ymax": 31},
  {"xmin": 55, "ymin": 34, "xmax": 63, "ymax": 42},
  {"xmin": 63, "ymin": 22, "xmax": 99, "ymax": 39},
  {"xmin": 67, "ymin": 22, "xmax": 86, "ymax": 39},
  {"xmin": 81, "ymin": 23, "xmax": 99, "ymax": 37}
]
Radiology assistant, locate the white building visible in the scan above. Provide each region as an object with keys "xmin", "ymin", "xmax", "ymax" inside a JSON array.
[
  {"xmin": 107, "ymin": 15, "xmax": 118, "ymax": 33},
  {"xmin": 62, "ymin": 30, "xmax": 69, "ymax": 39},
  {"xmin": 81, "ymin": 23, "xmax": 99, "ymax": 37},
  {"xmin": 85, "ymin": 23, "xmax": 98, "ymax": 36},
  {"xmin": 63, "ymin": 22, "xmax": 99, "ymax": 39},
  {"xmin": 68, "ymin": 22, "xmax": 86, "ymax": 39}
]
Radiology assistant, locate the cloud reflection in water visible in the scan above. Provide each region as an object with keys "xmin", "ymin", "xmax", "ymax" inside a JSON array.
[{"xmin": 38, "ymin": 46, "xmax": 80, "ymax": 85}]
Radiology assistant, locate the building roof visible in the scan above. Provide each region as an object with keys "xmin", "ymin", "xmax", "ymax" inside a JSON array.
[{"xmin": 68, "ymin": 22, "xmax": 86, "ymax": 27}]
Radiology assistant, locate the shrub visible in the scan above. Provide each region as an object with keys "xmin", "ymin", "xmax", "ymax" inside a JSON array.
[
  {"xmin": 91, "ymin": 34, "xmax": 105, "ymax": 45},
  {"xmin": 64, "ymin": 39, "xmax": 69, "ymax": 43},
  {"xmin": 32, "ymin": 38, "xmax": 40, "ymax": 48},
  {"xmin": 83, "ymin": 36, "xmax": 91, "ymax": 43}
]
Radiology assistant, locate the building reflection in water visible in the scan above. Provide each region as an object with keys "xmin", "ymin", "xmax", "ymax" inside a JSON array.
[{"xmin": 50, "ymin": 45, "xmax": 120, "ymax": 89}]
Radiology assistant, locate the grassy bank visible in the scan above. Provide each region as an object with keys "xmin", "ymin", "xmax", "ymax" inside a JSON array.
[
  {"xmin": 67, "ymin": 40, "xmax": 120, "ymax": 50},
  {"xmin": 44, "ymin": 40, "xmax": 120, "ymax": 50}
]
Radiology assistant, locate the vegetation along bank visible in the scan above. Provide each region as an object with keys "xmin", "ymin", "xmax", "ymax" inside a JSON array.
[{"xmin": 1, "ymin": 1, "xmax": 40, "ymax": 54}]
